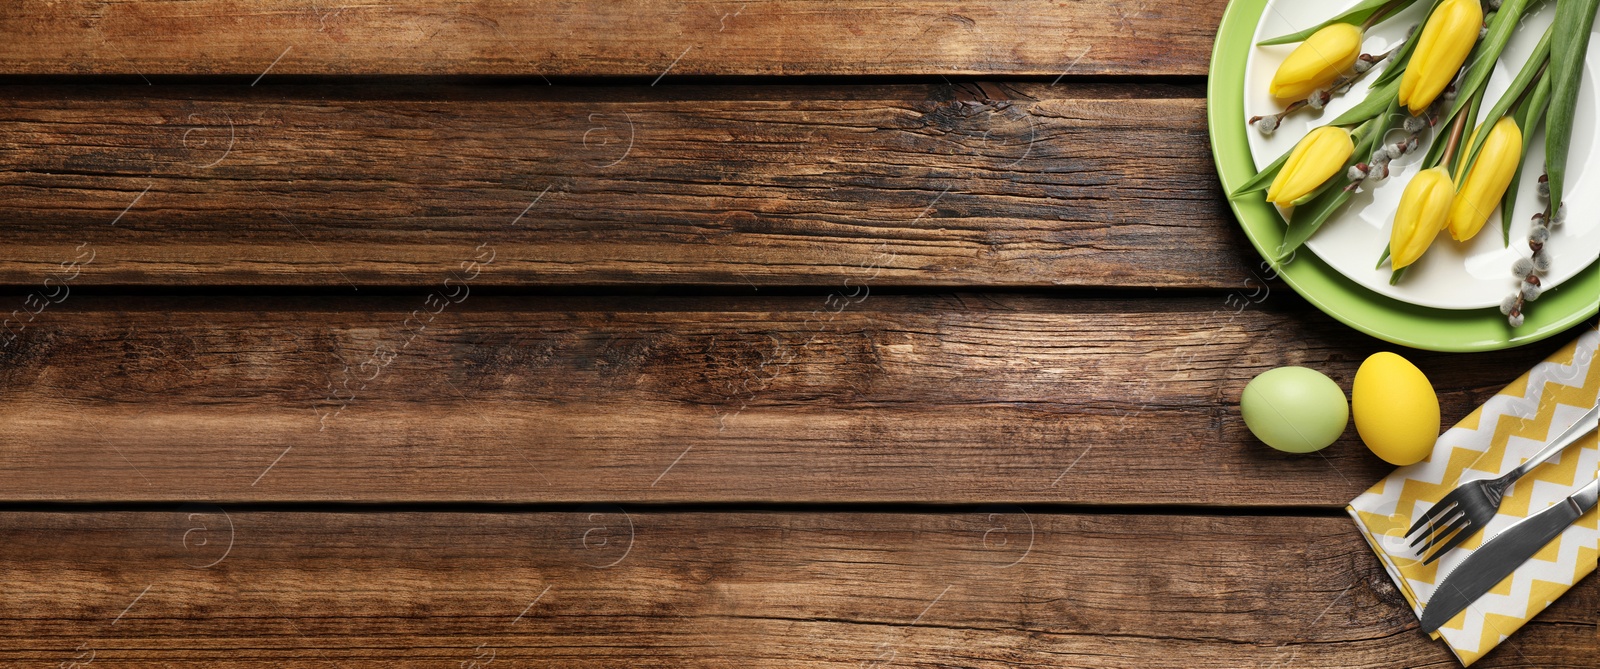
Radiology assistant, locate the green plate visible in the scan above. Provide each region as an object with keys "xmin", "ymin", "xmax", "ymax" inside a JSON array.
[{"xmin": 1208, "ymin": 0, "xmax": 1599, "ymax": 352}]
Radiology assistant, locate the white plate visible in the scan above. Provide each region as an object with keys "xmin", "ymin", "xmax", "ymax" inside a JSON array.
[{"xmin": 1245, "ymin": 0, "xmax": 1599, "ymax": 310}]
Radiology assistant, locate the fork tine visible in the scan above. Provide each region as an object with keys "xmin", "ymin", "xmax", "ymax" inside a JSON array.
[
  {"xmin": 1411, "ymin": 515, "xmax": 1470, "ymax": 560},
  {"xmin": 1414, "ymin": 522, "xmax": 1470, "ymax": 563},
  {"xmin": 1405, "ymin": 499, "xmax": 1460, "ymax": 540},
  {"xmin": 1414, "ymin": 512, "xmax": 1472, "ymax": 560},
  {"xmin": 1409, "ymin": 508, "xmax": 1465, "ymax": 550},
  {"xmin": 1421, "ymin": 523, "xmax": 1479, "ymax": 565}
]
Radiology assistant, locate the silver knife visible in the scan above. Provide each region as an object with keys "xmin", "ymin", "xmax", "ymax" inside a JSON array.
[{"xmin": 1419, "ymin": 475, "xmax": 1600, "ymax": 633}]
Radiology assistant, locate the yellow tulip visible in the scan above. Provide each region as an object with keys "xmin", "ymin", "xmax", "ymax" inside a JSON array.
[
  {"xmin": 1391, "ymin": 167, "xmax": 1455, "ymax": 269},
  {"xmin": 1270, "ymin": 23, "xmax": 1364, "ymax": 101},
  {"xmin": 1266, "ymin": 126, "xmax": 1355, "ymax": 207},
  {"xmin": 1448, "ymin": 117, "xmax": 1522, "ymax": 241},
  {"xmin": 1398, "ymin": 0, "xmax": 1483, "ymax": 115}
]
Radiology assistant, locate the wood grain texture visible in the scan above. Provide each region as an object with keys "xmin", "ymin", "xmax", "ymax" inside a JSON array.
[
  {"xmin": 0, "ymin": 1, "xmax": 1224, "ymax": 77},
  {"xmin": 9, "ymin": 4, "xmax": 1592, "ymax": 667},
  {"xmin": 0, "ymin": 82, "xmax": 1247, "ymax": 288},
  {"xmin": 0, "ymin": 293, "xmax": 1572, "ymax": 504},
  {"xmin": 0, "ymin": 510, "xmax": 1591, "ymax": 668}
]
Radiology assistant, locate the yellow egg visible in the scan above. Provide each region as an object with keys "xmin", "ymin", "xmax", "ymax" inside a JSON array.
[{"xmin": 1352, "ymin": 352, "xmax": 1441, "ymax": 466}]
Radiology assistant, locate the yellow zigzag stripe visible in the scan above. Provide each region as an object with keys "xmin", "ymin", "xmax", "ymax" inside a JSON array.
[
  {"xmin": 1573, "ymin": 544, "xmax": 1598, "ymax": 584},
  {"xmin": 1358, "ymin": 362, "xmax": 1600, "ymax": 586},
  {"xmin": 1463, "ymin": 368, "xmax": 1600, "ymax": 477},
  {"xmin": 1351, "ymin": 329, "xmax": 1599, "ymax": 665},
  {"xmin": 1576, "ymin": 505, "xmax": 1600, "ymax": 531},
  {"xmin": 1469, "ymin": 611, "xmax": 1534, "ymax": 662},
  {"xmin": 1391, "ymin": 364, "xmax": 1600, "ymax": 525}
]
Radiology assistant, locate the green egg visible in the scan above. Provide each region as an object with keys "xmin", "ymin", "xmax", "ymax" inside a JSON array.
[{"xmin": 1240, "ymin": 366, "xmax": 1349, "ymax": 453}]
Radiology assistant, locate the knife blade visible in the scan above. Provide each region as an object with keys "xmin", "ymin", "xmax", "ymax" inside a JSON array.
[{"xmin": 1419, "ymin": 476, "xmax": 1600, "ymax": 633}]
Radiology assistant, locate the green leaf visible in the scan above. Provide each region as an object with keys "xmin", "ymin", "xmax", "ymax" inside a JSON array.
[
  {"xmin": 1370, "ymin": 47, "xmax": 1409, "ymax": 88},
  {"xmin": 1499, "ymin": 176, "xmax": 1519, "ymax": 245},
  {"xmin": 1421, "ymin": 117, "xmax": 1449, "ymax": 168},
  {"xmin": 1351, "ymin": 112, "xmax": 1388, "ymax": 162},
  {"xmin": 1447, "ymin": 1, "xmax": 1533, "ymax": 121},
  {"xmin": 1258, "ymin": 0, "xmax": 1423, "ymax": 45},
  {"xmin": 1279, "ymin": 184, "xmax": 1355, "ymax": 261},
  {"xmin": 1546, "ymin": 0, "xmax": 1600, "ymax": 215},
  {"xmin": 1523, "ymin": 68, "xmax": 1554, "ymax": 137},
  {"xmin": 1330, "ymin": 76, "xmax": 1404, "ymax": 126},
  {"xmin": 1501, "ymin": 71, "xmax": 1553, "ymax": 245},
  {"xmin": 1231, "ymin": 144, "xmax": 1291, "ymax": 198},
  {"xmin": 1389, "ymin": 265, "xmax": 1410, "ymax": 284},
  {"xmin": 1351, "ymin": 113, "xmax": 1385, "ymax": 147},
  {"xmin": 1372, "ymin": 0, "xmax": 1449, "ymax": 88},
  {"xmin": 1458, "ymin": 23, "xmax": 1553, "ymax": 182},
  {"xmin": 1371, "ymin": 47, "xmax": 1411, "ymax": 88},
  {"xmin": 1376, "ymin": 242, "xmax": 1392, "ymax": 269}
]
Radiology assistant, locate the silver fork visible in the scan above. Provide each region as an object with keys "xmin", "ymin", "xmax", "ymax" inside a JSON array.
[{"xmin": 1405, "ymin": 403, "xmax": 1599, "ymax": 565}]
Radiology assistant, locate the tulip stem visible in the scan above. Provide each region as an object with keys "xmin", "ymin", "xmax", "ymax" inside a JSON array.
[
  {"xmin": 1362, "ymin": 0, "xmax": 1413, "ymax": 31},
  {"xmin": 1435, "ymin": 101, "xmax": 1471, "ymax": 170}
]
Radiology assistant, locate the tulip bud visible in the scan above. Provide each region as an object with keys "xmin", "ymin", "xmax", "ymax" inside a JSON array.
[
  {"xmin": 1398, "ymin": 0, "xmax": 1483, "ymax": 115},
  {"xmin": 1270, "ymin": 23, "xmax": 1364, "ymax": 101},
  {"xmin": 1390, "ymin": 167, "xmax": 1455, "ymax": 269},
  {"xmin": 1266, "ymin": 126, "xmax": 1356, "ymax": 207},
  {"xmin": 1447, "ymin": 117, "xmax": 1522, "ymax": 241}
]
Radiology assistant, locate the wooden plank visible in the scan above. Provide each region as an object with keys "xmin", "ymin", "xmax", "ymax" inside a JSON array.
[
  {"xmin": 0, "ymin": 82, "xmax": 1244, "ymax": 289},
  {"xmin": 0, "ymin": 1, "xmax": 1224, "ymax": 77},
  {"xmin": 0, "ymin": 293, "xmax": 1571, "ymax": 505},
  {"xmin": 0, "ymin": 510, "xmax": 1590, "ymax": 668}
]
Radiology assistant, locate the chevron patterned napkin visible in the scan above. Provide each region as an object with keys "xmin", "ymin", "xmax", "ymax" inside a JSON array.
[{"xmin": 1347, "ymin": 326, "xmax": 1599, "ymax": 666}]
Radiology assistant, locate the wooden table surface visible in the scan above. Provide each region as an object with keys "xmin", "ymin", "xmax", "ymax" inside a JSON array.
[{"xmin": 1, "ymin": 2, "xmax": 1594, "ymax": 667}]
